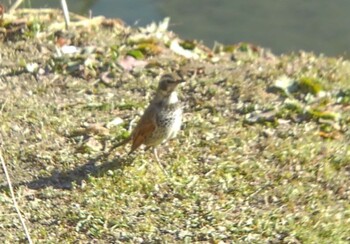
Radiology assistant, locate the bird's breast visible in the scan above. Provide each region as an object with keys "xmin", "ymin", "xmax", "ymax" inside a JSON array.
[
  {"xmin": 153, "ymin": 104, "xmax": 182, "ymax": 141},
  {"xmin": 157, "ymin": 105, "xmax": 182, "ymax": 127}
]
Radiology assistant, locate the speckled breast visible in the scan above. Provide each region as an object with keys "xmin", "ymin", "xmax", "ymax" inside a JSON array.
[{"xmin": 145, "ymin": 104, "xmax": 182, "ymax": 147}]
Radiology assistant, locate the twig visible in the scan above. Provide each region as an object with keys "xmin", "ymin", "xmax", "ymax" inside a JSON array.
[
  {"xmin": 0, "ymin": 150, "xmax": 33, "ymax": 244},
  {"xmin": 128, "ymin": 116, "xmax": 138, "ymax": 132},
  {"xmin": 60, "ymin": 0, "xmax": 70, "ymax": 30},
  {"xmin": 8, "ymin": 0, "xmax": 24, "ymax": 13},
  {"xmin": 244, "ymin": 182, "xmax": 272, "ymax": 202},
  {"xmin": 0, "ymin": 97, "xmax": 9, "ymax": 114},
  {"xmin": 14, "ymin": 8, "xmax": 88, "ymax": 20},
  {"xmin": 48, "ymin": 16, "xmax": 106, "ymax": 31}
]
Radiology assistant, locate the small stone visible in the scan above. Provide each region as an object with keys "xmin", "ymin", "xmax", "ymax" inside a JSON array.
[{"xmin": 107, "ymin": 117, "xmax": 124, "ymax": 128}]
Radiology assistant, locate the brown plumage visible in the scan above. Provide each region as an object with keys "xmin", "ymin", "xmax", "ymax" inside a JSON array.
[{"xmin": 111, "ymin": 73, "xmax": 185, "ymax": 172}]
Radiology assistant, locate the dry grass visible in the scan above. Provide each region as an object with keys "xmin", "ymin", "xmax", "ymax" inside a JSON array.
[{"xmin": 0, "ymin": 9, "xmax": 350, "ymax": 243}]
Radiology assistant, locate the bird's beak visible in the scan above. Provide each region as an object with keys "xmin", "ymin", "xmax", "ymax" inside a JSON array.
[
  {"xmin": 174, "ymin": 72, "xmax": 186, "ymax": 83},
  {"xmin": 177, "ymin": 78, "xmax": 186, "ymax": 84}
]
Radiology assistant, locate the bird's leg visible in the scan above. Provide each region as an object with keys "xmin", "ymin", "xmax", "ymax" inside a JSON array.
[{"xmin": 153, "ymin": 147, "xmax": 169, "ymax": 177}]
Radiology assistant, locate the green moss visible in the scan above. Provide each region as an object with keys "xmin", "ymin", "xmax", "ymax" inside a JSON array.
[
  {"xmin": 180, "ymin": 40, "xmax": 196, "ymax": 50},
  {"xmin": 336, "ymin": 88, "xmax": 350, "ymax": 104},
  {"xmin": 307, "ymin": 109, "xmax": 339, "ymax": 121},
  {"xmin": 127, "ymin": 49, "xmax": 145, "ymax": 59},
  {"xmin": 298, "ymin": 77, "xmax": 324, "ymax": 95}
]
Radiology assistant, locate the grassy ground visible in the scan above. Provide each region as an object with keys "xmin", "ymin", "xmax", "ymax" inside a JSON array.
[{"xmin": 0, "ymin": 10, "xmax": 350, "ymax": 243}]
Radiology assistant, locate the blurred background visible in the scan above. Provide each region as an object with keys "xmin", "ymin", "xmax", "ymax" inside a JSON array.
[{"xmin": 3, "ymin": 0, "xmax": 350, "ymax": 57}]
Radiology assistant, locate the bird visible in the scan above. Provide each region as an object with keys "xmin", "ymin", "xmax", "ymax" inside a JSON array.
[{"xmin": 111, "ymin": 72, "xmax": 185, "ymax": 174}]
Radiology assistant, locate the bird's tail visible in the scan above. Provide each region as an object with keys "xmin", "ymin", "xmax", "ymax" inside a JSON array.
[{"xmin": 109, "ymin": 136, "xmax": 131, "ymax": 151}]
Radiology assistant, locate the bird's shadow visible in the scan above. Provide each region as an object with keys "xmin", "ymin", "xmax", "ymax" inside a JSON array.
[{"xmin": 1, "ymin": 152, "xmax": 131, "ymax": 191}]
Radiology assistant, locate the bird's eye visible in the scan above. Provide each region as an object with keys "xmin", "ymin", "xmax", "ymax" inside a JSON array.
[{"xmin": 166, "ymin": 79, "xmax": 175, "ymax": 83}]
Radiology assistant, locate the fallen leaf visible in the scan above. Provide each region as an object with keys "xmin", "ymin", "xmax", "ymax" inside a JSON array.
[
  {"xmin": 170, "ymin": 40, "xmax": 199, "ymax": 59},
  {"xmin": 118, "ymin": 56, "xmax": 148, "ymax": 71}
]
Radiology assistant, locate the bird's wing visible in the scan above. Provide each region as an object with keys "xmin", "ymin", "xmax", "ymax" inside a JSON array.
[{"xmin": 129, "ymin": 107, "xmax": 157, "ymax": 153}]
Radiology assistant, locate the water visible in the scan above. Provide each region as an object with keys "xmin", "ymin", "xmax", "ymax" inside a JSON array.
[{"xmin": 8, "ymin": 0, "xmax": 350, "ymax": 57}]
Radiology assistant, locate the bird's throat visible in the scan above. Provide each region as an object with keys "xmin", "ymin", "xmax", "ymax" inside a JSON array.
[
  {"xmin": 154, "ymin": 91, "xmax": 179, "ymax": 105},
  {"xmin": 168, "ymin": 92, "xmax": 179, "ymax": 104}
]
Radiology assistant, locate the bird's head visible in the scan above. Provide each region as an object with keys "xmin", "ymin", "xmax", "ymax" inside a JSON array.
[{"xmin": 157, "ymin": 73, "xmax": 185, "ymax": 96}]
